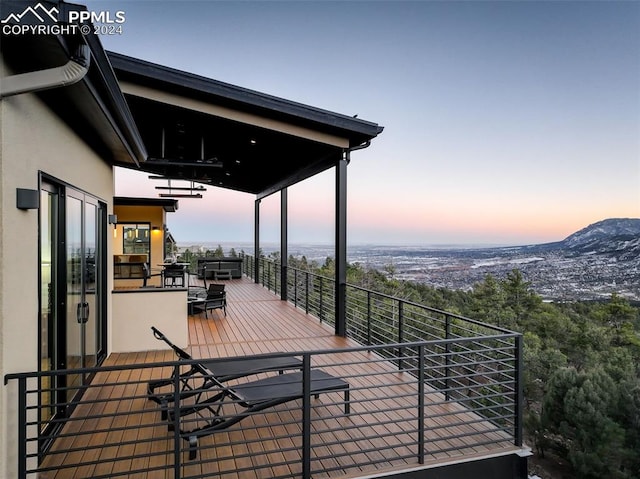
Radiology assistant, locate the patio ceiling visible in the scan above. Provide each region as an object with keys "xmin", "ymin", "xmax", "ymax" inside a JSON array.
[{"xmin": 108, "ymin": 52, "xmax": 383, "ymax": 198}]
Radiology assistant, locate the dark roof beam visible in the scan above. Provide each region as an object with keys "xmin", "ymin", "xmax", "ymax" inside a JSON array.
[
  {"xmin": 145, "ymin": 158, "xmax": 223, "ymax": 168},
  {"xmin": 256, "ymin": 151, "xmax": 340, "ymax": 200}
]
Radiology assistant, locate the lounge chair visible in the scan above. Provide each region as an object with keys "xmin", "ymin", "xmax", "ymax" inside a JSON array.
[
  {"xmin": 170, "ymin": 367, "xmax": 350, "ymax": 459},
  {"xmin": 147, "ymin": 327, "xmax": 303, "ymax": 415}
]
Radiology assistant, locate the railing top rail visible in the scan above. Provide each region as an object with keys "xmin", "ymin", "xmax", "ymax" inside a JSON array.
[
  {"xmin": 248, "ymin": 254, "xmax": 518, "ymax": 336},
  {"xmin": 345, "ymin": 283, "xmax": 517, "ymax": 335},
  {"xmin": 4, "ymin": 333, "xmax": 520, "ymax": 383}
]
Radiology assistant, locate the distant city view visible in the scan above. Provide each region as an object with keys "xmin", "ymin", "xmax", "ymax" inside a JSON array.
[{"xmin": 178, "ymin": 218, "xmax": 640, "ymax": 303}]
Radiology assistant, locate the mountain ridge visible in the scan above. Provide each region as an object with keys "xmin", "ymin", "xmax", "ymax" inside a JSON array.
[
  {"xmin": 345, "ymin": 218, "xmax": 640, "ymax": 301},
  {"xmin": 558, "ymin": 218, "xmax": 640, "ymax": 259},
  {"xmin": 513, "ymin": 218, "xmax": 640, "ymax": 259}
]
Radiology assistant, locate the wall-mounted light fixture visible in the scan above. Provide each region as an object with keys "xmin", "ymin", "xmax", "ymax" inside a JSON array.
[
  {"xmin": 16, "ymin": 188, "xmax": 39, "ymax": 210},
  {"xmin": 151, "ymin": 226, "xmax": 161, "ymax": 235},
  {"xmin": 108, "ymin": 214, "xmax": 118, "ymax": 237}
]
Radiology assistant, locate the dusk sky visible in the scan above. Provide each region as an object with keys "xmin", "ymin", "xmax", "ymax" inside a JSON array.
[{"xmin": 89, "ymin": 0, "xmax": 640, "ymax": 246}]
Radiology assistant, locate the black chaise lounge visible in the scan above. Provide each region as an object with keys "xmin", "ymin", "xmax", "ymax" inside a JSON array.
[
  {"xmin": 171, "ymin": 367, "xmax": 350, "ymax": 459},
  {"xmin": 148, "ymin": 327, "xmax": 304, "ymax": 413}
]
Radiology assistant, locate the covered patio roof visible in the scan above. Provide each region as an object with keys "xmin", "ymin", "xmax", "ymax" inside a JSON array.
[
  {"xmin": 108, "ymin": 52, "xmax": 383, "ymax": 198},
  {"xmin": 106, "ymin": 52, "xmax": 383, "ymax": 336}
]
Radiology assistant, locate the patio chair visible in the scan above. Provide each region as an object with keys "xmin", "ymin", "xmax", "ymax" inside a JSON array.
[
  {"xmin": 191, "ymin": 283, "xmax": 226, "ymax": 317},
  {"xmin": 147, "ymin": 327, "xmax": 303, "ymax": 415},
  {"xmin": 171, "ymin": 368, "xmax": 350, "ymax": 459}
]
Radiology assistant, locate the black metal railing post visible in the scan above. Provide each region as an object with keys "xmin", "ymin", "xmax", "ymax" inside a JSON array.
[
  {"xmin": 514, "ymin": 334, "xmax": 524, "ymax": 446},
  {"xmin": 305, "ymin": 272, "xmax": 310, "ymax": 314},
  {"xmin": 17, "ymin": 376, "xmax": 27, "ymax": 479},
  {"xmin": 294, "ymin": 269, "xmax": 298, "ymax": 307},
  {"xmin": 445, "ymin": 315, "xmax": 451, "ymax": 401},
  {"xmin": 418, "ymin": 343, "xmax": 425, "ymax": 464},
  {"xmin": 366, "ymin": 290, "xmax": 372, "ymax": 345},
  {"xmin": 301, "ymin": 354, "xmax": 312, "ymax": 479},
  {"xmin": 319, "ymin": 277, "xmax": 324, "ymax": 323},
  {"xmin": 397, "ymin": 300, "xmax": 404, "ymax": 370},
  {"xmin": 172, "ymin": 363, "xmax": 182, "ymax": 477}
]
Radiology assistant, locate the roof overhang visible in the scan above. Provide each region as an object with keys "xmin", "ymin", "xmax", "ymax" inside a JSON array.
[
  {"xmin": 114, "ymin": 196, "xmax": 178, "ymax": 213},
  {"xmin": 108, "ymin": 52, "xmax": 383, "ymax": 198},
  {"xmin": 0, "ymin": 0, "xmax": 147, "ymax": 166}
]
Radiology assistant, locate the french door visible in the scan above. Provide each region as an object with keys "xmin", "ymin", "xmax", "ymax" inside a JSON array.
[{"xmin": 39, "ymin": 180, "xmax": 107, "ymax": 436}]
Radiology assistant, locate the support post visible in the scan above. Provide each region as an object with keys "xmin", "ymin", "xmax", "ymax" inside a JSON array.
[
  {"xmin": 335, "ymin": 153, "xmax": 348, "ymax": 337},
  {"xmin": 301, "ymin": 354, "xmax": 312, "ymax": 478},
  {"xmin": 254, "ymin": 199, "xmax": 260, "ymax": 283},
  {"xmin": 515, "ymin": 334, "xmax": 524, "ymax": 446},
  {"xmin": 281, "ymin": 188, "xmax": 288, "ymax": 301}
]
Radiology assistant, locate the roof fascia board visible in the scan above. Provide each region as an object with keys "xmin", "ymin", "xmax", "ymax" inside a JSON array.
[
  {"xmin": 114, "ymin": 196, "xmax": 178, "ymax": 211},
  {"xmin": 81, "ymin": 33, "xmax": 147, "ymax": 165},
  {"xmin": 108, "ymin": 51, "xmax": 382, "ymax": 141},
  {"xmin": 119, "ymin": 81, "xmax": 350, "ymax": 148},
  {"xmin": 80, "ymin": 76, "xmax": 140, "ymax": 163}
]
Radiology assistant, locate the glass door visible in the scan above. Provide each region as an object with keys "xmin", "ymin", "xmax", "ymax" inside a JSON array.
[
  {"xmin": 39, "ymin": 180, "xmax": 106, "ymax": 435},
  {"xmin": 64, "ymin": 188, "xmax": 105, "ymax": 395},
  {"xmin": 65, "ymin": 192, "xmax": 84, "ymax": 397},
  {"xmin": 83, "ymin": 197, "xmax": 100, "ymax": 370}
]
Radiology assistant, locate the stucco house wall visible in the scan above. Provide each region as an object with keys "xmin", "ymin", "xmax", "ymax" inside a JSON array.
[{"xmin": 0, "ymin": 57, "xmax": 115, "ymax": 479}]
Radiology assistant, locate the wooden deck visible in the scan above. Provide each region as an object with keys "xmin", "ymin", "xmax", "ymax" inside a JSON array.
[{"xmin": 41, "ymin": 277, "xmax": 521, "ymax": 479}]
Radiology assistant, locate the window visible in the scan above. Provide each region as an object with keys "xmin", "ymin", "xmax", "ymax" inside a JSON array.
[{"xmin": 122, "ymin": 223, "xmax": 151, "ymax": 257}]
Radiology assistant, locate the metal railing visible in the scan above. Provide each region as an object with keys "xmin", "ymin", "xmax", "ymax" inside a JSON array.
[
  {"xmin": 243, "ymin": 254, "xmax": 523, "ymax": 434},
  {"xmin": 5, "ymin": 339, "xmax": 522, "ymax": 479},
  {"xmin": 4, "ymin": 254, "xmax": 523, "ymax": 478}
]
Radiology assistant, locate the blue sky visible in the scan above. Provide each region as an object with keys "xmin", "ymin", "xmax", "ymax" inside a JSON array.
[{"xmin": 89, "ymin": 0, "xmax": 640, "ymax": 246}]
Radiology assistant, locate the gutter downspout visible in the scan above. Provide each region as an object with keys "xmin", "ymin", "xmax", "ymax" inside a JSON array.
[
  {"xmin": 347, "ymin": 140, "xmax": 371, "ymax": 158},
  {"xmin": 0, "ymin": 44, "xmax": 90, "ymax": 99}
]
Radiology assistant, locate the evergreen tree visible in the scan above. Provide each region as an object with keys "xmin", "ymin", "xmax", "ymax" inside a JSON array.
[
  {"xmin": 470, "ymin": 274, "xmax": 512, "ymax": 328},
  {"xmin": 501, "ymin": 269, "xmax": 541, "ymax": 323},
  {"xmin": 542, "ymin": 367, "xmax": 630, "ymax": 478}
]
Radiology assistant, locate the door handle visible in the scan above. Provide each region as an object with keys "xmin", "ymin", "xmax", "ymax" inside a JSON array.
[{"xmin": 76, "ymin": 302, "xmax": 89, "ymax": 324}]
